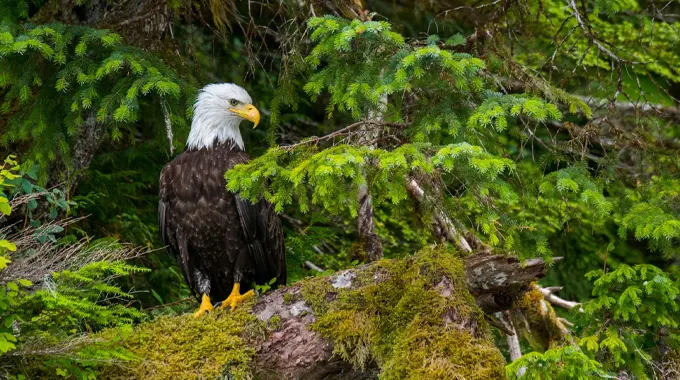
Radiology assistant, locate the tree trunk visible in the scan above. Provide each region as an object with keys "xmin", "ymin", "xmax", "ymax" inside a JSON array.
[
  {"xmin": 356, "ymin": 186, "xmax": 383, "ymax": 261},
  {"xmin": 32, "ymin": 0, "xmax": 169, "ymax": 48},
  {"xmin": 355, "ymin": 94, "xmax": 388, "ymax": 262}
]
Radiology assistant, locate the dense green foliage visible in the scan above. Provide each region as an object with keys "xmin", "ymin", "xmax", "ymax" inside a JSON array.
[
  {"xmin": 0, "ymin": 155, "xmax": 21, "ymax": 354},
  {"xmin": 579, "ymin": 264, "xmax": 679, "ymax": 376},
  {"xmin": 0, "ymin": 157, "xmax": 148, "ymax": 378},
  {"xmin": 0, "ymin": 22, "xmax": 195, "ymax": 183},
  {"xmin": 0, "ymin": 0, "xmax": 679, "ymax": 378}
]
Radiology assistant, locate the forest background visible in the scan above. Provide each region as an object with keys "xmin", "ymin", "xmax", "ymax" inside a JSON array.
[{"xmin": 0, "ymin": 0, "xmax": 679, "ymax": 379}]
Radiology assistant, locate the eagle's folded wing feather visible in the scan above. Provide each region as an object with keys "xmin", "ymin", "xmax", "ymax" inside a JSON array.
[
  {"xmin": 234, "ymin": 195, "xmax": 286, "ymax": 287},
  {"xmin": 159, "ymin": 165, "xmax": 198, "ymax": 297}
]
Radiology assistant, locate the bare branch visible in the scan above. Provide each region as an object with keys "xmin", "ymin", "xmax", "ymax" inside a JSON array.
[
  {"xmin": 536, "ymin": 285, "xmax": 584, "ymax": 312},
  {"xmin": 304, "ymin": 261, "xmax": 324, "ymax": 272},
  {"xmin": 356, "ymin": 94, "xmax": 388, "ymax": 262},
  {"xmin": 280, "ymin": 120, "xmax": 406, "ymax": 150},
  {"xmin": 568, "ymin": 0, "xmax": 623, "ymax": 63},
  {"xmin": 405, "ymin": 178, "xmax": 473, "ymax": 253},
  {"xmin": 499, "ymin": 310, "xmax": 522, "ymax": 362}
]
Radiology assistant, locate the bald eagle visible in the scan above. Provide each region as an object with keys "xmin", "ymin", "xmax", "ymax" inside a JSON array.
[{"xmin": 158, "ymin": 83, "xmax": 286, "ymax": 318}]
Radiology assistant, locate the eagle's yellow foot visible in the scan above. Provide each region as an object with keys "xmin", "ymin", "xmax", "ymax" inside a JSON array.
[
  {"xmin": 218, "ymin": 283, "xmax": 255, "ymax": 311},
  {"xmin": 193, "ymin": 294, "xmax": 214, "ymax": 318}
]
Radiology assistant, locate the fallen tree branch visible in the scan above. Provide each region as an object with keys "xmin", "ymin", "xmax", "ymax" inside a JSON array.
[
  {"xmin": 401, "ymin": 176, "xmax": 582, "ymax": 352},
  {"xmin": 245, "ymin": 251, "xmax": 552, "ymax": 379},
  {"xmin": 9, "ymin": 248, "xmax": 554, "ymax": 379}
]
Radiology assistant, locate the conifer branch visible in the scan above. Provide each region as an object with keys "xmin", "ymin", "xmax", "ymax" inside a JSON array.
[
  {"xmin": 410, "ymin": 28, "xmax": 493, "ymax": 53},
  {"xmin": 506, "ymin": 79, "xmax": 680, "ymax": 122},
  {"xmin": 578, "ymin": 96, "xmax": 680, "ymax": 122},
  {"xmin": 280, "ymin": 120, "xmax": 406, "ymax": 150},
  {"xmin": 568, "ymin": 0, "xmax": 624, "ymax": 63}
]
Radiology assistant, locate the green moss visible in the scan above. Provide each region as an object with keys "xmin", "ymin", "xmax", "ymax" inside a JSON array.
[
  {"xmin": 97, "ymin": 305, "xmax": 262, "ymax": 380},
  {"xmin": 516, "ymin": 286, "xmax": 564, "ymax": 351},
  {"xmin": 282, "ymin": 292, "xmax": 295, "ymax": 304},
  {"xmin": 267, "ymin": 314, "xmax": 282, "ymax": 331},
  {"xmin": 301, "ymin": 245, "xmax": 507, "ymax": 379},
  {"xmin": 383, "ymin": 317, "xmax": 506, "ymax": 380}
]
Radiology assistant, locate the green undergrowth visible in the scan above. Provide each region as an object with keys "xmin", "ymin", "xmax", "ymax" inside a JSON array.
[
  {"xmin": 299, "ymin": 245, "xmax": 507, "ymax": 379},
  {"xmin": 95, "ymin": 305, "xmax": 264, "ymax": 380}
]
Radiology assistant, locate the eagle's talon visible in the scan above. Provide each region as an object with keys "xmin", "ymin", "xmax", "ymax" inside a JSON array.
[
  {"xmin": 193, "ymin": 293, "xmax": 214, "ymax": 318},
  {"xmin": 217, "ymin": 283, "xmax": 256, "ymax": 311}
]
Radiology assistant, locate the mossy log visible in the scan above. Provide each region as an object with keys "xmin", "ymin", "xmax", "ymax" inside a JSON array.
[
  {"xmin": 97, "ymin": 247, "xmax": 553, "ymax": 380},
  {"xmin": 250, "ymin": 250, "xmax": 552, "ymax": 379}
]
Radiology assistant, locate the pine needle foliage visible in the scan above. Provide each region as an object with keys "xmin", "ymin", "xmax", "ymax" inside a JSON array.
[
  {"xmin": 538, "ymin": 166, "xmax": 613, "ymax": 222},
  {"xmin": 0, "ymin": 22, "xmax": 196, "ymax": 182},
  {"xmin": 508, "ymin": 263, "xmax": 680, "ymax": 379},
  {"xmin": 226, "ymin": 10, "xmax": 680, "ymax": 376},
  {"xmin": 0, "ymin": 155, "xmax": 21, "ymax": 354},
  {"xmin": 2, "ymin": 0, "xmax": 679, "ymax": 377},
  {"xmin": 577, "ymin": 264, "xmax": 680, "ymax": 377},
  {"xmin": 516, "ymin": 0, "xmax": 680, "ymax": 84},
  {"xmin": 506, "ymin": 346, "xmax": 604, "ymax": 379},
  {"xmin": 228, "ymin": 142, "xmax": 514, "ymax": 215},
  {"xmin": 229, "ymin": 17, "xmax": 566, "ymax": 257},
  {"xmin": 617, "ymin": 177, "xmax": 680, "ymax": 254}
]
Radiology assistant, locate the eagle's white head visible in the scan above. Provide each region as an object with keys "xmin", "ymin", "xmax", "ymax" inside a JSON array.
[{"xmin": 186, "ymin": 83, "xmax": 261, "ymax": 150}]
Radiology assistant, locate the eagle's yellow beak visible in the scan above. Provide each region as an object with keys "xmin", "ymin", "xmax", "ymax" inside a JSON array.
[{"xmin": 229, "ymin": 104, "xmax": 260, "ymax": 128}]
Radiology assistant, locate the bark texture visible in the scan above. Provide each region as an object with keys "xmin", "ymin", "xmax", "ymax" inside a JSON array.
[
  {"xmin": 63, "ymin": 113, "xmax": 106, "ymax": 192},
  {"xmin": 356, "ymin": 185, "xmax": 383, "ymax": 262},
  {"xmin": 247, "ymin": 252, "xmax": 552, "ymax": 379}
]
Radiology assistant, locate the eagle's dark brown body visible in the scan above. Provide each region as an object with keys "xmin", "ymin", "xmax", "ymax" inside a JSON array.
[{"xmin": 158, "ymin": 142, "xmax": 286, "ymax": 301}]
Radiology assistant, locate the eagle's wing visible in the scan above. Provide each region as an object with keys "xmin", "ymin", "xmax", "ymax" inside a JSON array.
[
  {"xmin": 159, "ymin": 163, "xmax": 197, "ymax": 297},
  {"xmin": 234, "ymin": 195, "xmax": 287, "ymax": 287},
  {"xmin": 229, "ymin": 153, "xmax": 286, "ymax": 287}
]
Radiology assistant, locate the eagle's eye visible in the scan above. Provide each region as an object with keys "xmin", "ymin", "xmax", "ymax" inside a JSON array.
[{"xmin": 228, "ymin": 99, "xmax": 239, "ymax": 107}]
